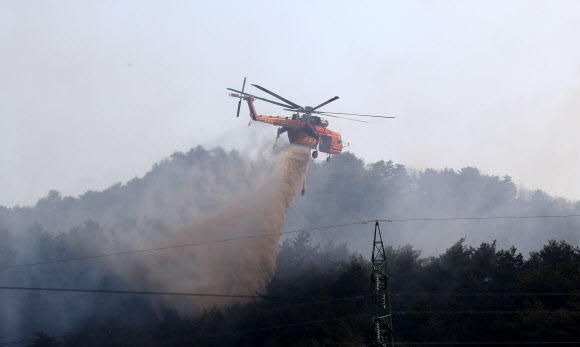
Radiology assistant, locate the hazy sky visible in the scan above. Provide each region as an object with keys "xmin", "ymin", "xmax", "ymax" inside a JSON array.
[{"xmin": 1, "ymin": 0, "xmax": 579, "ymax": 207}]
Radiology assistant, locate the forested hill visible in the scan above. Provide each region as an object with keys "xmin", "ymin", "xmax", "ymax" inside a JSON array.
[
  {"xmin": 1, "ymin": 146, "xmax": 579, "ymax": 256},
  {"xmin": 0, "ymin": 145, "xmax": 579, "ymax": 341},
  {"xmin": 286, "ymin": 152, "xmax": 580, "ymax": 255},
  {"xmin": 0, "ymin": 146, "xmax": 274, "ymax": 234}
]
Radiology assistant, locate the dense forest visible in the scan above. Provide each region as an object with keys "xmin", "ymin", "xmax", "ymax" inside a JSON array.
[
  {"xmin": 23, "ymin": 233, "xmax": 580, "ymax": 345},
  {"xmin": 0, "ymin": 145, "xmax": 579, "ymax": 344}
]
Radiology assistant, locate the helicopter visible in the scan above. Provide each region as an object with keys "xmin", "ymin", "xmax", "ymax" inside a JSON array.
[{"xmin": 227, "ymin": 78, "xmax": 394, "ymax": 163}]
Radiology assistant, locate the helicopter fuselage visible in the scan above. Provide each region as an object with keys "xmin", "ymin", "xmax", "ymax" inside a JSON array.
[{"xmin": 246, "ymin": 97, "xmax": 343, "ymax": 154}]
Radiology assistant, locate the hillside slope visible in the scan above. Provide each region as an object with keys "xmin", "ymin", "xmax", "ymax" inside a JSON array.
[{"xmin": 0, "ymin": 146, "xmax": 578, "ymax": 340}]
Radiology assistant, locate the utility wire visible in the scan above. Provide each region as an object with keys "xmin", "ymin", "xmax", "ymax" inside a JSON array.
[
  {"xmin": 379, "ymin": 214, "xmax": 580, "ymax": 223},
  {"xmin": 358, "ymin": 343, "xmax": 580, "ymax": 346},
  {"xmin": 357, "ymin": 343, "xmax": 580, "ymax": 346},
  {"xmin": 0, "ymin": 221, "xmax": 364, "ymax": 270},
  {"xmin": 2, "ymin": 286, "xmax": 579, "ymax": 318},
  {"xmin": 1, "ymin": 286, "xmax": 578, "ymax": 298},
  {"xmin": 391, "ymin": 292, "xmax": 580, "ymax": 297},
  {"xmin": 393, "ymin": 310, "xmax": 578, "ymax": 314},
  {"xmin": 1, "ymin": 213, "xmax": 579, "ymax": 271},
  {"xmin": 1, "ymin": 286, "xmax": 577, "ymax": 315},
  {"xmin": 0, "ymin": 285, "xmax": 368, "ymax": 302}
]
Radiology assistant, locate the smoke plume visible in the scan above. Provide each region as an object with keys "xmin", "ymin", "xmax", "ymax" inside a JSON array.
[
  {"xmin": 0, "ymin": 145, "xmax": 310, "ymax": 338},
  {"xmin": 106, "ymin": 146, "xmax": 310, "ymax": 310}
]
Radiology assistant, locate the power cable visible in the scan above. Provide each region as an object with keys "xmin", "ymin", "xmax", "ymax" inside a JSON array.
[
  {"xmin": 5, "ymin": 283, "xmax": 573, "ymax": 301},
  {"xmin": 1, "ymin": 286, "xmax": 576, "ymax": 315},
  {"xmin": 355, "ymin": 342, "xmax": 580, "ymax": 346},
  {"xmin": 393, "ymin": 310, "xmax": 577, "ymax": 314},
  {"xmin": 0, "ymin": 285, "xmax": 368, "ymax": 302},
  {"xmin": 0, "ymin": 221, "xmax": 364, "ymax": 270},
  {"xmin": 379, "ymin": 214, "xmax": 580, "ymax": 223},
  {"xmin": 391, "ymin": 292, "xmax": 580, "ymax": 297},
  {"xmin": 359, "ymin": 343, "xmax": 580, "ymax": 346},
  {"xmin": 1, "ymin": 286, "xmax": 579, "ymax": 299},
  {"xmin": 1, "ymin": 213, "xmax": 579, "ymax": 271}
]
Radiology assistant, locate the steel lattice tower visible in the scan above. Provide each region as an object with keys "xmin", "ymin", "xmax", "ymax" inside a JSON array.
[{"xmin": 371, "ymin": 221, "xmax": 394, "ymax": 347}]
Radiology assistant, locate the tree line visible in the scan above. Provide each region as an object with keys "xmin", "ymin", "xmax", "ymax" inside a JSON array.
[{"xmin": 27, "ymin": 232, "xmax": 580, "ymax": 346}]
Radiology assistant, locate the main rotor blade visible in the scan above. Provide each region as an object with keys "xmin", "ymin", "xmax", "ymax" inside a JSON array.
[
  {"xmin": 322, "ymin": 114, "xmax": 370, "ymax": 123},
  {"xmin": 311, "ymin": 96, "xmax": 339, "ymax": 111},
  {"xmin": 251, "ymin": 84, "xmax": 303, "ymax": 110},
  {"xmin": 226, "ymin": 88, "xmax": 294, "ymax": 108},
  {"xmin": 317, "ymin": 111, "xmax": 395, "ymax": 119}
]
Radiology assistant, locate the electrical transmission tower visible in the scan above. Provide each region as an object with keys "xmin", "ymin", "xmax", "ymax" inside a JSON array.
[{"xmin": 371, "ymin": 221, "xmax": 394, "ymax": 347}]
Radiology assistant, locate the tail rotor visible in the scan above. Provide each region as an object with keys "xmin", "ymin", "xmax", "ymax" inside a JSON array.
[{"xmin": 236, "ymin": 77, "xmax": 247, "ymax": 117}]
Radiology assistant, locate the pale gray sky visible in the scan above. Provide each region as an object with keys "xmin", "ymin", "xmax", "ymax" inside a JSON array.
[{"xmin": 1, "ymin": 0, "xmax": 579, "ymax": 207}]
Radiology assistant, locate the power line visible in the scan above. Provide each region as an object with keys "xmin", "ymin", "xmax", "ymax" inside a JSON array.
[
  {"xmin": 0, "ymin": 221, "xmax": 364, "ymax": 271},
  {"xmin": 2, "ymin": 286, "xmax": 579, "ymax": 299},
  {"xmin": 391, "ymin": 292, "xmax": 580, "ymax": 297},
  {"xmin": 359, "ymin": 343, "xmax": 580, "ymax": 346},
  {"xmin": 390, "ymin": 341, "xmax": 580, "ymax": 346},
  {"xmin": 6, "ymin": 286, "xmax": 578, "ymax": 316},
  {"xmin": 378, "ymin": 214, "xmax": 580, "ymax": 223},
  {"xmin": 0, "ymin": 285, "xmax": 300, "ymax": 299},
  {"xmin": 1, "ymin": 213, "xmax": 579, "ymax": 271},
  {"xmin": 1, "ymin": 286, "xmax": 577, "ymax": 315},
  {"xmin": 393, "ymin": 310, "xmax": 577, "ymax": 314},
  {"xmin": 0, "ymin": 286, "xmax": 373, "ymax": 316},
  {"xmin": 0, "ymin": 286, "xmax": 368, "ymax": 302}
]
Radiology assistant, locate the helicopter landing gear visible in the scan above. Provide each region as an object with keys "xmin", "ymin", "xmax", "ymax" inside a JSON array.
[
  {"xmin": 312, "ymin": 150, "xmax": 318, "ymax": 159},
  {"xmin": 326, "ymin": 156, "xmax": 331, "ymax": 162}
]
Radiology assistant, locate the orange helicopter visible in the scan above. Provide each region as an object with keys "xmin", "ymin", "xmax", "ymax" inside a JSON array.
[
  {"xmin": 227, "ymin": 78, "xmax": 394, "ymax": 194},
  {"xmin": 228, "ymin": 78, "xmax": 394, "ymax": 162}
]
